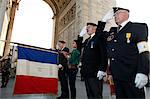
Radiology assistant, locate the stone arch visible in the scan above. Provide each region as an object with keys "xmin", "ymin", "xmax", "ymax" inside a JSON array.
[
  {"xmin": 2, "ymin": 0, "xmax": 116, "ymax": 55},
  {"xmin": 36, "ymin": 0, "xmax": 117, "ymax": 49},
  {"xmin": 42, "ymin": 0, "xmax": 116, "ymax": 48},
  {"xmin": 43, "ymin": 0, "xmax": 59, "ymax": 15}
]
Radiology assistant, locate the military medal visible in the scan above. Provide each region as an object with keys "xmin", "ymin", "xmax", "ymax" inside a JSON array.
[
  {"xmin": 107, "ymin": 32, "xmax": 114, "ymax": 41},
  {"xmin": 126, "ymin": 33, "xmax": 131, "ymax": 43}
]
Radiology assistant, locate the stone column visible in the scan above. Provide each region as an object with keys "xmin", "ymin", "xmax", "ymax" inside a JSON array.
[
  {"xmin": 0, "ymin": 0, "xmax": 9, "ymax": 56},
  {"xmin": 0, "ymin": 0, "xmax": 9, "ymax": 36},
  {"xmin": 3, "ymin": 0, "xmax": 18, "ymax": 56},
  {"xmin": 51, "ymin": 15, "xmax": 56, "ymax": 48}
]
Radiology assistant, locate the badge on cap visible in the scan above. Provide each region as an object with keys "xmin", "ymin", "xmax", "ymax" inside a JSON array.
[{"xmin": 126, "ymin": 33, "xmax": 131, "ymax": 43}]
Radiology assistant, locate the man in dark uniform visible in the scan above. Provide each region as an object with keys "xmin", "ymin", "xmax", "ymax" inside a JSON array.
[
  {"xmin": 77, "ymin": 22, "xmax": 107, "ymax": 99},
  {"xmin": 1, "ymin": 58, "xmax": 11, "ymax": 88},
  {"xmin": 57, "ymin": 40, "xmax": 69, "ymax": 99},
  {"xmin": 97, "ymin": 7, "xmax": 149, "ymax": 99}
]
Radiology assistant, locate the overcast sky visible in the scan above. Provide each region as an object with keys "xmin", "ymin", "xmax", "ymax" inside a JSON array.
[
  {"xmin": 11, "ymin": 0, "xmax": 53, "ymax": 49},
  {"xmin": 11, "ymin": 0, "xmax": 150, "ymax": 48}
]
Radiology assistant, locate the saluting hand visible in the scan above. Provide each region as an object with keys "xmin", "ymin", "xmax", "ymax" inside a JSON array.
[
  {"xmin": 79, "ymin": 26, "xmax": 87, "ymax": 37},
  {"xmin": 102, "ymin": 9, "xmax": 114, "ymax": 22}
]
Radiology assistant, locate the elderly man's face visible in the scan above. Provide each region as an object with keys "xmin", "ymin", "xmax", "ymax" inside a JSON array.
[
  {"xmin": 58, "ymin": 42, "xmax": 65, "ymax": 49},
  {"xmin": 86, "ymin": 25, "xmax": 97, "ymax": 35},
  {"xmin": 114, "ymin": 10, "xmax": 129, "ymax": 25}
]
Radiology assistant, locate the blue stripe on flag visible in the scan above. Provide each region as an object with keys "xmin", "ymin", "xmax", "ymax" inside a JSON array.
[{"xmin": 18, "ymin": 46, "xmax": 58, "ymax": 64}]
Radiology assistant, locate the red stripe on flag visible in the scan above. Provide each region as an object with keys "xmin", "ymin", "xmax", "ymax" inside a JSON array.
[{"xmin": 13, "ymin": 75, "xmax": 58, "ymax": 95}]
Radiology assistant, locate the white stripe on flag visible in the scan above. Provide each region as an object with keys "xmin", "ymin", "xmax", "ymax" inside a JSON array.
[{"xmin": 17, "ymin": 59, "xmax": 58, "ymax": 78}]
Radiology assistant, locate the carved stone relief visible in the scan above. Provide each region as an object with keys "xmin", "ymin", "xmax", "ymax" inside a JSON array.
[
  {"xmin": 58, "ymin": 4, "xmax": 76, "ymax": 32},
  {"xmin": 56, "ymin": 0, "xmax": 71, "ymax": 11}
]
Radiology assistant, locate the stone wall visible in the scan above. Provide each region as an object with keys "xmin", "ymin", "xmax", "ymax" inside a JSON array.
[
  {"xmin": 54, "ymin": 0, "xmax": 116, "ymax": 49},
  {"xmin": 58, "ymin": 4, "xmax": 76, "ymax": 32},
  {"xmin": 75, "ymin": 0, "xmax": 116, "ymax": 41},
  {"xmin": 55, "ymin": 0, "xmax": 76, "ymax": 48}
]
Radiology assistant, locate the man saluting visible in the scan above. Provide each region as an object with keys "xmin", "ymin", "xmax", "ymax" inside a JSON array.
[{"xmin": 97, "ymin": 7, "xmax": 149, "ymax": 99}]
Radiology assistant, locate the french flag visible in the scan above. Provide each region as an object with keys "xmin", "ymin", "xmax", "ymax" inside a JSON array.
[{"xmin": 13, "ymin": 45, "xmax": 58, "ymax": 95}]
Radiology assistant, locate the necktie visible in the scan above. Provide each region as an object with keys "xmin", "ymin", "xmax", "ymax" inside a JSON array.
[
  {"xmin": 86, "ymin": 36, "xmax": 91, "ymax": 46},
  {"xmin": 118, "ymin": 25, "xmax": 122, "ymax": 30},
  {"xmin": 117, "ymin": 25, "xmax": 122, "ymax": 33}
]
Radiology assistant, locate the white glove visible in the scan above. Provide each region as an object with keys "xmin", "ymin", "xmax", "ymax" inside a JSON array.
[
  {"xmin": 79, "ymin": 26, "xmax": 87, "ymax": 37},
  {"xmin": 135, "ymin": 73, "xmax": 148, "ymax": 89},
  {"xmin": 97, "ymin": 71, "xmax": 106, "ymax": 80},
  {"xmin": 58, "ymin": 64, "xmax": 63, "ymax": 68},
  {"xmin": 102, "ymin": 9, "xmax": 114, "ymax": 22}
]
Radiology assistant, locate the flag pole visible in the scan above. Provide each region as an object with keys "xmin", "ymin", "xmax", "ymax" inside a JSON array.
[
  {"xmin": 0, "ymin": 39, "xmax": 19, "ymax": 45},
  {"xmin": 0, "ymin": 40, "xmax": 58, "ymax": 54}
]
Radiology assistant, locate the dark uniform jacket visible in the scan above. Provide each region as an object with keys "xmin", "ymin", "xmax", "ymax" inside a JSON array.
[
  {"xmin": 58, "ymin": 47, "xmax": 69, "ymax": 71},
  {"xmin": 106, "ymin": 21, "xmax": 149, "ymax": 81},
  {"xmin": 2, "ymin": 59, "xmax": 11, "ymax": 77},
  {"xmin": 77, "ymin": 22, "xmax": 107, "ymax": 78}
]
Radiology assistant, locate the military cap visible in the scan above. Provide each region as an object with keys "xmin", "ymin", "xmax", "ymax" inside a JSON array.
[
  {"xmin": 87, "ymin": 22, "xmax": 97, "ymax": 26},
  {"xmin": 113, "ymin": 7, "xmax": 130, "ymax": 13},
  {"xmin": 59, "ymin": 40, "xmax": 66, "ymax": 44}
]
